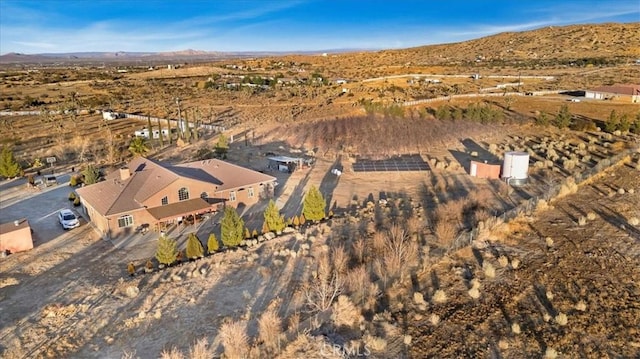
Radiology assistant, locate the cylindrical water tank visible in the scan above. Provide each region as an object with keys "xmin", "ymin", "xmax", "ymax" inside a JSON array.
[{"xmin": 502, "ymin": 151, "xmax": 529, "ymax": 185}]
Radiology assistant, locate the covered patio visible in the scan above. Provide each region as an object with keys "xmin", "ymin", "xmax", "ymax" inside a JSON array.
[{"xmin": 147, "ymin": 198, "xmax": 219, "ymax": 233}]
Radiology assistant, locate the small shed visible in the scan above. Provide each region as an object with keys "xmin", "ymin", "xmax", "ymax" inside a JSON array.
[
  {"xmin": 267, "ymin": 156, "xmax": 304, "ymax": 172},
  {"xmin": 469, "ymin": 161, "xmax": 501, "ymax": 179},
  {"xmin": 0, "ymin": 218, "xmax": 34, "ymax": 254}
]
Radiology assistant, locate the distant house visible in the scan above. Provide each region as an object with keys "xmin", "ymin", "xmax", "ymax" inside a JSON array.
[
  {"xmin": 585, "ymin": 84, "xmax": 640, "ymax": 103},
  {"xmin": 134, "ymin": 128, "xmax": 171, "ymax": 139},
  {"xmin": 0, "ymin": 219, "xmax": 34, "ymax": 254},
  {"xmin": 75, "ymin": 157, "xmax": 277, "ymax": 239},
  {"xmin": 267, "ymin": 156, "xmax": 304, "ymax": 172},
  {"xmin": 102, "ymin": 111, "xmax": 124, "ymax": 120}
]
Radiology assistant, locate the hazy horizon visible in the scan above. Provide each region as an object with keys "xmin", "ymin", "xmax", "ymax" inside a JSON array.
[{"xmin": 1, "ymin": 0, "xmax": 639, "ymax": 55}]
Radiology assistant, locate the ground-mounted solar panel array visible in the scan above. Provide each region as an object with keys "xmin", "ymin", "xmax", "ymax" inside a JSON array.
[{"xmin": 352, "ymin": 154, "xmax": 430, "ymax": 172}]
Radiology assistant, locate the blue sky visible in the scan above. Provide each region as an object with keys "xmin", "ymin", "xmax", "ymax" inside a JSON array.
[{"xmin": 1, "ymin": 0, "xmax": 638, "ymax": 54}]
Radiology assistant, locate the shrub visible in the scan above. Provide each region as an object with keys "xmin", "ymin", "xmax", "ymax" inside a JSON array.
[
  {"xmin": 331, "ymin": 295, "xmax": 361, "ymax": 328},
  {"xmin": 258, "ymin": 308, "xmax": 283, "ymax": 354},
  {"xmin": 155, "ymin": 236, "xmax": 178, "ymax": 266},
  {"xmin": 628, "ymin": 217, "xmax": 639, "ymax": 226},
  {"xmin": 497, "ymin": 255, "xmax": 509, "ymax": 268},
  {"xmin": 429, "ymin": 313, "xmax": 440, "ymax": 325},
  {"xmin": 432, "ymin": 289, "xmax": 447, "ymax": 304},
  {"xmin": 483, "ymin": 262, "xmax": 496, "ymax": 278},
  {"xmin": 435, "ymin": 221, "xmax": 458, "ymax": 246},
  {"xmin": 69, "ymin": 175, "xmax": 78, "ymax": 187},
  {"xmin": 468, "ymin": 287, "xmax": 481, "ymax": 299},
  {"xmin": 221, "ymin": 206, "xmax": 244, "ymax": 247},
  {"xmin": 73, "ymin": 197, "xmax": 81, "ymax": 207},
  {"xmin": 145, "ymin": 259, "xmax": 154, "ymax": 272},
  {"xmin": 219, "ymin": 320, "xmax": 249, "ymax": 359},
  {"xmin": 577, "ymin": 216, "xmax": 587, "ymax": 226},
  {"xmin": 185, "ymin": 233, "xmax": 204, "ymax": 259},
  {"xmin": 188, "ymin": 338, "xmax": 215, "ymax": 359},
  {"xmin": 127, "ymin": 262, "xmax": 135, "ymax": 276},
  {"xmin": 555, "ymin": 312, "xmax": 568, "ymax": 326},
  {"xmin": 207, "ymin": 233, "xmax": 219, "ymax": 253},
  {"xmin": 511, "ymin": 322, "xmax": 521, "ymax": 334},
  {"xmin": 68, "ymin": 192, "xmax": 76, "ymax": 201}
]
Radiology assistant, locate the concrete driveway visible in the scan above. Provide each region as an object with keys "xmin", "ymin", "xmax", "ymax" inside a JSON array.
[{"xmin": 0, "ymin": 172, "xmax": 87, "ymax": 246}]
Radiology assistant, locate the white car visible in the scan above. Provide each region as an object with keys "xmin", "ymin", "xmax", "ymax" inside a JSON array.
[{"xmin": 58, "ymin": 209, "xmax": 80, "ymax": 229}]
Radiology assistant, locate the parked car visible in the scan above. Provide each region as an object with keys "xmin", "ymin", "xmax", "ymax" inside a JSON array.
[
  {"xmin": 43, "ymin": 175, "xmax": 58, "ymax": 186},
  {"xmin": 58, "ymin": 209, "xmax": 80, "ymax": 229}
]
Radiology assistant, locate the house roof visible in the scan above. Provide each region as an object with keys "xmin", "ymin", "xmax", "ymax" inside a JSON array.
[
  {"xmin": 76, "ymin": 157, "xmax": 276, "ymax": 217},
  {"xmin": 0, "ymin": 218, "xmax": 30, "ymax": 235},
  {"xmin": 174, "ymin": 158, "xmax": 276, "ymax": 191},
  {"xmin": 588, "ymin": 84, "xmax": 640, "ymax": 96}
]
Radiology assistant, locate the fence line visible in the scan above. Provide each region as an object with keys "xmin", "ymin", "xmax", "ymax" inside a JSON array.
[{"xmin": 449, "ymin": 146, "xmax": 637, "ymax": 251}]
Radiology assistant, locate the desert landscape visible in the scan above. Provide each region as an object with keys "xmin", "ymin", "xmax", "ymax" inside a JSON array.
[{"xmin": 1, "ymin": 17, "xmax": 639, "ymax": 359}]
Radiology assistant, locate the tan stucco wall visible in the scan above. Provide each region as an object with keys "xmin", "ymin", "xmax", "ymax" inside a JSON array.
[{"xmin": 0, "ymin": 226, "xmax": 34, "ymax": 253}]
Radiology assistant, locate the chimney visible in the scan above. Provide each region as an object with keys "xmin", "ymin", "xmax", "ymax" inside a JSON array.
[{"xmin": 119, "ymin": 167, "xmax": 131, "ymax": 181}]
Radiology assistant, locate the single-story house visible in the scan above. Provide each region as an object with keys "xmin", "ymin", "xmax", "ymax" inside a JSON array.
[
  {"xmin": 267, "ymin": 156, "xmax": 304, "ymax": 172},
  {"xmin": 584, "ymin": 84, "xmax": 640, "ymax": 103},
  {"xmin": 0, "ymin": 218, "xmax": 34, "ymax": 254},
  {"xmin": 75, "ymin": 157, "xmax": 277, "ymax": 239}
]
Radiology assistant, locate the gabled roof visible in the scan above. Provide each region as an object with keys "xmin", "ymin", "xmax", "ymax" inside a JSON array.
[
  {"xmin": 588, "ymin": 84, "xmax": 640, "ymax": 96},
  {"xmin": 76, "ymin": 157, "xmax": 276, "ymax": 217}
]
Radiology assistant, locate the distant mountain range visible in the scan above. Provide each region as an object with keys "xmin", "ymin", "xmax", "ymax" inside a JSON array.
[
  {"xmin": 0, "ymin": 48, "xmax": 366, "ymax": 65},
  {"xmin": 2, "ymin": 22, "xmax": 638, "ymax": 66}
]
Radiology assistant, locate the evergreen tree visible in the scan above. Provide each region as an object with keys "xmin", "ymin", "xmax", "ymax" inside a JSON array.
[
  {"xmin": 155, "ymin": 235, "xmax": 178, "ymax": 265},
  {"xmin": 214, "ymin": 133, "xmax": 229, "ymax": 157},
  {"xmin": 553, "ymin": 104, "xmax": 572, "ymax": 129},
  {"xmin": 0, "ymin": 146, "xmax": 22, "ymax": 178},
  {"xmin": 535, "ymin": 112, "xmax": 550, "ymax": 127},
  {"xmin": 82, "ymin": 165, "xmax": 100, "ymax": 185},
  {"xmin": 185, "ymin": 233, "xmax": 204, "ymax": 259},
  {"xmin": 221, "ymin": 206, "xmax": 244, "ymax": 247},
  {"xmin": 263, "ymin": 199, "xmax": 286, "ymax": 233},
  {"xmin": 302, "ymin": 185, "xmax": 326, "ymax": 222},
  {"xmin": 618, "ymin": 113, "xmax": 631, "ymax": 133},
  {"xmin": 207, "ymin": 233, "xmax": 219, "ymax": 253},
  {"xmin": 605, "ymin": 110, "xmax": 619, "ymax": 133}
]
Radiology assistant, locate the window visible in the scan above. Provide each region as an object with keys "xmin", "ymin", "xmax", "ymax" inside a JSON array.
[
  {"xmin": 118, "ymin": 215, "xmax": 134, "ymax": 228},
  {"xmin": 200, "ymin": 192, "xmax": 208, "ymax": 199},
  {"xmin": 247, "ymin": 187, "xmax": 254, "ymax": 198},
  {"xmin": 229, "ymin": 191, "xmax": 236, "ymax": 202},
  {"xmin": 161, "ymin": 196, "xmax": 168, "ymax": 206},
  {"xmin": 178, "ymin": 187, "xmax": 189, "ymax": 201}
]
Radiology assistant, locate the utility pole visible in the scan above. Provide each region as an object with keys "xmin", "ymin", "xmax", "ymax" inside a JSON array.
[{"xmin": 175, "ymin": 97, "xmax": 183, "ymax": 139}]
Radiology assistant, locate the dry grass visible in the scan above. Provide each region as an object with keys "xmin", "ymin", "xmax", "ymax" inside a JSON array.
[
  {"xmin": 219, "ymin": 320, "xmax": 249, "ymax": 359},
  {"xmin": 258, "ymin": 309, "xmax": 283, "ymax": 354},
  {"xmin": 188, "ymin": 338, "xmax": 215, "ymax": 359},
  {"xmin": 331, "ymin": 295, "xmax": 362, "ymax": 328},
  {"xmin": 160, "ymin": 347, "xmax": 184, "ymax": 359},
  {"xmin": 330, "ymin": 244, "xmax": 349, "ymax": 275},
  {"xmin": 435, "ymin": 220, "xmax": 458, "ymax": 247}
]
